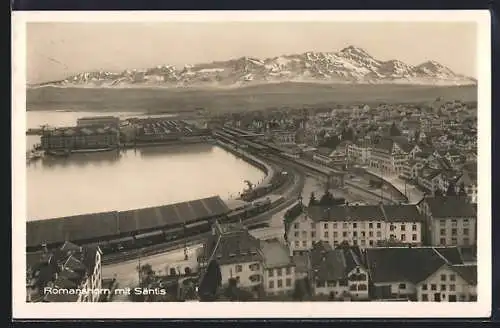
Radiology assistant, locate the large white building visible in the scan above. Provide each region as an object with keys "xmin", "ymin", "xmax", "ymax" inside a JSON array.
[
  {"xmin": 285, "ymin": 203, "xmax": 425, "ymax": 256},
  {"xmin": 369, "ymin": 137, "xmax": 415, "ymax": 176},
  {"xmin": 418, "ymin": 196, "xmax": 477, "ymax": 247}
]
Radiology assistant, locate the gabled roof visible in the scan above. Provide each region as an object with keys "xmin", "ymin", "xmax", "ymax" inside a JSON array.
[
  {"xmin": 424, "ymin": 196, "xmax": 476, "ymax": 218},
  {"xmin": 451, "ymin": 264, "xmax": 477, "ymax": 285},
  {"xmin": 310, "ymin": 242, "xmax": 363, "ymax": 282},
  {"xmin": 366, "ymin": 247, "xmax": 464, "ymax": 284}
]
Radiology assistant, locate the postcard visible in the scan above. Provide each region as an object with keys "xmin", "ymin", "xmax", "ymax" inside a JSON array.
[{"xmin": 12, "ymin": 10, "xmax": 491, "ymax": 318}]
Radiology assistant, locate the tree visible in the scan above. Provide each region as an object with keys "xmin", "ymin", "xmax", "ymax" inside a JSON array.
[
  {"xmin": 309, "ymin": 192, "xmax": 317, "ymax": 206},
  {"xmin": 458, "ymin": 183, "xmax": 467, "ymax": 197},
  {"xmin": 318, "ymin": 190, "xmax": 334, "ymax": 206},
  {"xmin": 390, "ymin": 122, "xmax": 402, "ymax": 137},
  {"xmin": 446, "ymin": 182, "xmax": 457, "ymax": 196},
  {"xmin": 434, "ymin": 188, "xmax": 444, "ymax": 197},
  {"xmin": 198, "ymin": 260, "xmax": 222, "ymax": 301}
]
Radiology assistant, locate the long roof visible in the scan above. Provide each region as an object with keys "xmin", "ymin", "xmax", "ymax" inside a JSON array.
[
  {"xmin": 26, "ymin": 196, "xmax": 229, "ymax": 248},
  {"xmin": 424, "ymin": 196, "xmax": 476, "ymax": 218},
  {"xmin": 365, "ymin": 247, "xmax": 464, "ymax": 284}
]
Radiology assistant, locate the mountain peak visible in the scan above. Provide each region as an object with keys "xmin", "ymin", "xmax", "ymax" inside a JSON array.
[{"xmin": 33, "ymin": 46, "xmax": 477, "ymax": 89}]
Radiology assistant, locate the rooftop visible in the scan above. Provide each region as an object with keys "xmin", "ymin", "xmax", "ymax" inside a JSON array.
[
  {"xmin": 366, "ymin": 246, "xmax": 465, "ymax": 285},
  {"xmin": 423, "ymin": 196, "xmax": 476, "ymax": 218},
  {"xmin": 27, "ymin": 196, "xmax": 229, "ymax": 248},
  {"xmin": 260, "ymin": 239, "xmax": 293, "ymax": 269}
]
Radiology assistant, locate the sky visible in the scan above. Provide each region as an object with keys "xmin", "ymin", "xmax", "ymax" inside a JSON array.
[{"xmin": 26, "ymin": 21, "xmax": 477, "ymax": 84}]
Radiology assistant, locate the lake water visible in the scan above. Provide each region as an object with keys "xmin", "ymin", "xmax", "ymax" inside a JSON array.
[{"xmin": 26, "ymin": 111, "xmax": 265, "ymax": 220}]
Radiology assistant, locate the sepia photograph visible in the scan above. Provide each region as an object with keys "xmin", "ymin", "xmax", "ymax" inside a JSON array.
[{"xmin": 12, "ymin": 10, "xmax": 491, "ymax": 318}]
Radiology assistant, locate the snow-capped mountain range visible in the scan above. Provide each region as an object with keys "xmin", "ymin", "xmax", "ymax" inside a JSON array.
[{"xmin": 31, "ymin": 46, "xmax": 477, "ymax": 89}]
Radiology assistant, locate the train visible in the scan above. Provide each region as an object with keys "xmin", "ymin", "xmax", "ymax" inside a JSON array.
[{"xmin": 86, "ymin": 196, "xmax": 282, "ymax": 255}]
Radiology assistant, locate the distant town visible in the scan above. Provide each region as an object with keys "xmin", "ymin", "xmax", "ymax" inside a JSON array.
[{"xmin": 27, "ymin": 97, "xmax": 477, "ymax": 303}]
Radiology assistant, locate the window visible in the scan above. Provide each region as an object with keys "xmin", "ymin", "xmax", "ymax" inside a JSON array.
[
  {"xmin": 277, "ymin": 268, "xmax": 283, "ymax": 276},
  {"xmin": 324, "ymin": 231, "xmax": 329, "ymax": 238},
  {"xmin": 440, "ymin": 284, "xmax": 446, "ymax": 291},
  {"xmin": 377, "ymin": 231, "xmax": 382, "ymax": 237},
  {"xmin": 390, "ymin": 225, "xmax": 395, "ymax": 231},
  {"xmin": 440, "ymin": 220, "xmax": 446, "ymax": 226},
  {"xmin": 412, "ymin": 224, "xmax": 417, "ymax": 231},
  {"xmin": 449, "ymin": 295, "xmax": 457, "ymax": 302},
  {"xmin": 431, "ymin": 284, "xmax": 437, "ymax": 291},
  {"xmin": 302, "ymin": 231, "xmax": 307, "ymax": 238},
  {"xmin": 463, "ymin": 219, "xmax": 469, "ymax": 226},
  {"xmin": 324, "ymin": 223, "xmax": 328, "ymax": 229},
  {"xmin": 412, "ymin": 234, "xmax": 417, "ymax": 241},
  {"xmin": 401, "ymin": 234, "xmax": 406, "ymax": 241},
  {"xmin": 295, "ymin": 241, "xmax": 299, "ymax": 247},
  {"xmin": 294, "ymin": 232, "xmax": 299, "ymax": 237},
  {"xmin": 449, "ymin": 274, "xmax": 456, "ymax": 281},
  {"xmin": 353, "ymin": 231, "xmax": 358, "ymax": 237},
  {"xmin": 369, "ymin": 223, "xmax": 373, "ymax": 229},
  {"xmin": 377, "ymin": 223, "xmax": 381, "ymax": 229},
  {"xmin": 422, "ymin": 284, "xmax": 428, "ymax": 291},
  {"xmin": 343, "ymin": 232, "xmax": 348, "ymax": 237},
  {"xmin": 440, "ymin": 238, "xmax": 446, "ymax": 245},
  {"xmin": 236, "ymin": 265, "xmax": 242, "ymax": 273},
  {"xmin": 361, "ymin": 240, "xmax": 366, "ymax": 245},
  {"xmin": 361, "ymin": 231, "xmax": 366, "ymax": 237},
  {"xmin": 294, "ymin": 223, "xmax": 299, "ymax": 229},
  {"xmin": 399, "ymin": 283, "xmax": 406, "ymax": 289},
  {"xmin": 316, "ymin": 281, "xmax": 325, "ymax": 288},
  {"xmin": 334, "ymin": 232, "xmax": 338, "ymax": 237},
  {"xmin": 369, "ymin": 240, "xmax": 374, "ymax": 246},
  {"xmin": 286, "ymin": 267, "xmax": 291, "ymax": 275},
  {"xmin": 369, "ymin": 231, "xmax": 374, "ymax": 237},
  {"xmin": 422, "ymin": 294, "xmax": 429, "ymax": 301},
  {"xmin": 311, "ymin": 223, "xmax": 315, "ymax": 229},
  {"xmin": 277, "ymin": 279, "xmax": 283, "ymax": 288},
  {"xmin": 349, "ymin": 284, "xmax": 357, "ymax": 291},
  {"xmin": 358, "ymin": 284, "xmax": 367, "ymax": 291},
  {"xmin": 269, "ymin": 281, "xmax": 274, "ymax": 289},
  {"xmin": 286, "ymin": 278, "xmax": 292, "ymax": 287},
  {"xmin": 440, "ymin": 229, "xmax": 446, "ymax": 236},
  {"xmin": 302, "ymin": 241, "xmax": 307, "ymax": 247},
  {"xmin": 401, "ymin": 225, "xmax": 406, "ymax": 231},
  {"xmin": 268, "ymin": 269, "xmax": 274, "ymax": 277},
  {"xmin": 333, "ymin": 223, "xmax": 338, "ymax": 228},
  {"xmin": 449, "ymin": 284, "xmax": 456, "ymax": 291},
  {"xmin": 250, "ymin": 263, "xmax": 260, "ymax": 271},
  {"xmin": 327, "ymin": 281, "xmax": 335, "ymax": 287},
  {"xmin": 451, "ymin": 238, "xmax": 457, "ymax": 245},
  {"xmin": 463, "ymin": 228, "xmax": 469, "ymax": 235},
  {"xmin": 353, "ymin": 223, "xmax": 357, "ymax": 228},
  {"xmin": 343, "ymin": 223, "xmax": 348, "ymax": 229},
  {"xmin": 440, "ymin": 274, "xmax": 446, "ymax": 282},
  {"xmin": 451, "ymin": 228, "xmax": 457, "ymax": 236},
  {"xmin": 311, "ymin": 231, "xmax": 316, "ymax": 238}
]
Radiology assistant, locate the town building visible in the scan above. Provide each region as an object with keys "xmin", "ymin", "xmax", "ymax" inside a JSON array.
[
  {"xmin": 26, "ymin": 242, "xmax": 103, "ymax": 302},
  {"xmin": 309, "ymin": 242, "xmax": 370, "ymax": 300},
  {"xmin": 198, "ymin": 222, "xmax": 296, "ymax": 296},
  {"xmin": 369, "ymin": 136, "xmax": 414, "ymax": 176},
  {"xmin": 418, "ymin": 196, "xmax": 477, "ymax": 247},
  {"xmin": 285, "ymin": 203, "xmax": 425, "ymax": 256},
  {"xmin": 41, "ymin": 126, "xmax": 119, "ymax": 151},
  {"xmin": 365, "ymin": 246, "xmax": 476, "ymax": 302},
  {"xmin": 347, "ymin": 141, "xmax": 372, "ymax": 165}
]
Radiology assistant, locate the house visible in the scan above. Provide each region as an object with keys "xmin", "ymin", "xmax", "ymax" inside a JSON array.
[
  {"xmin": 26, "ymin": 242, "xmax": 103, "ymax": 302},
  {"xmin": 310, "ymin": 242, "xmax": 370, "ymax": 300},
  {"xmin": 312, "ymin": 147, "xmax": 334, "ymax": 166},
  {"xmin": 347, "ymin": 141, "xmax": 372, "ymax": 165},
  {"xmin": 418, "ymin": 196, "xmax": 477, "ymax": 247},
  {"xmin": 369, "ymin": 136, "xmax": 414, "ymax": 176},
  {"xmin": 271, "ymin": 130, "xmax": 296, "ymax": 145},
  {"xmin": 455, "ymin": 169, "xmax": 478, "ymax": 204},
  {"xmin": 365, "ymin": 246, "xmax": 473, "ymax": 301},
  {"xmin": 198, "ymin": 222, "xmax": 296, "ymax": 296},
  {"xmin": 416, "ymin": 263, "xmax": 477, "ymax": 302},
  {"xmin": 285, "ymin": 203, "xmax": 424, "ymax": 256},
  {"xmin": 261, "ymin": 239, "xmax": 296, "ymax": 296}
]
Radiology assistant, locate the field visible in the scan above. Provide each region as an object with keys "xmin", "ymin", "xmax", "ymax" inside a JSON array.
[{"xmin": 26, "ymin": 82, "xmax": 477, "ymax": 113}]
